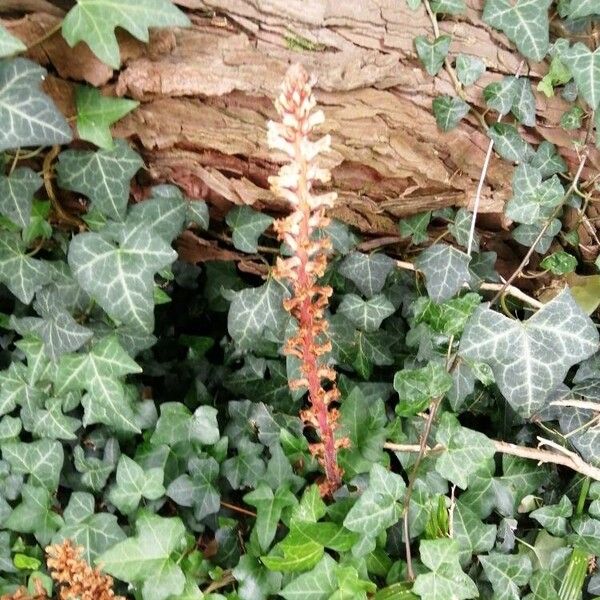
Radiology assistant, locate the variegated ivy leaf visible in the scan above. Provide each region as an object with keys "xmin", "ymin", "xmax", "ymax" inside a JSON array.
[
  {"xmin": 56, "ymin": 141, "xmax": 143, "ymax": 221},
  {"xmin": 559, "ymin": 404, "xmax": 600, "ymax": 465},
  {"xmin": 530, "ymin": 495, "xmax": 572, "ymax": 536},
  {"xmin": 338, "ymin": 252, "xmax": 395, "ymax": 298},
  {"xmin": 483, "ymin": 0, "xmax": 551, "ymax": 62},
  {"xmin": 337, "ymin": 293, "xmax": 395, "ymax": 333},
  {"xmin": 414, "ymin": 35, "xmax": 451, "ymax": 76},
  {"xmin": 432, "ymin": 95, "xmax": 470, "ymax": 132},
  {"xmin": 448, "ymin": 208, "xmax": 479, "ymax": 252},
  {"xmin": 560, "ymin": 105, "xmax": 584, "ymax": 130},
  {"xmin": 68, "ymin": 220, "xmax": 177, "ymax": 333},
  {"xmin": 128, "ymin": 189, "xmax": 187, "ymax": 242},
  {"xmin": 484, "ymin": 77, "xmax": 517, "ymax": 115},
  {"xmin": 226, "ymin": 206, "xmax": 274, "ymax": 253},
  {"xmin": 505, "ymin": 165, "xmax": 564, "ymax": 225},
  {"xmin": 394, "ymin": 363, "xmax": 453, "ymax": 416},
  {"xmin": 0, "ymin": 233, "xmax": 52, "ymax": 304},
  {"xmin": 0, "ymin": 25, "xmax": 25, "ymax": 57},
  {"xmin": 511, "ymin": 78, "xmax": 536, "ymax": 126},
  {"xmin": 0, "ymin": 168, "xmax": 42, "ymax": 229},
  {"xmin": 343, "ymin": 463, "xmax": 405, "ymax": 537},
  {"xmin": 452, "ymin": 500, "xmax": 497, "ymax": 566},
  {"xmin": 399, "ymin": 212, "xmax": 431, "ymax": 245},
  {"xmin": 459, "ymin": 289, "xmax": 599, "ymax": 417},
  {"xmin": 560, "ymin": 43, "xmax": 600, "ymax": 109},
  {"xmin": 563, "ymin": 0, "xmax": 600, "ymax": 19},
  {"xmin": 412, "ymin": 539, "xmax": 478, "ymax": 600},
  {"xmin": 479, "ymin": 553, "xmax": 533, "ymax": 600},
  {"xmin": 530, "ymin": 141, "xmax": 567, "ymax": 178},
  {"xmin": 62, "ymin": 0, "xmax": 191, "ymax": 69},
  {"xmin": 435, "ymin": 413, "xmax": 495, "ymax": 489},
  {"xmin": 0, "ymin": 58, "xmax": 72, "ymax": 152},
  {"xmin": 455, "ymin": 54, "xmax": 486, "ymax": 86},
  {"xmin": 2, "ymin": 439, "xmax": 63, "ymax": 490},
  {"xmin": 280, "ymin": 554, "xmax": 337, "ymax": 600},
  {"xmin": 430, "ymin": 0, "xmax": 465, "ymax": 13},
  {"xmin": 512, "ymin": 218, "xmax": 561, "ymax": 253},
  {"xmin": 54, "ymin": 491, "xmax": 126, "ymax": 563},
  {"xmin": 55, "ymin": 336, "xmax": 142, "ymax": 433},
  {"xmin": 415, "ymin": 243, "xmax": 471, "ymax": 303},
  {"xmin": 488, "ymin": 123, "xmax": 533, "ymax": 163},
  {"xmin": 75, "ymin": 85, "xmax": 139, "ymax": 149},
  {"xmin": 227, "ymin": 278, "xmax": 288, "ymax": 350}
]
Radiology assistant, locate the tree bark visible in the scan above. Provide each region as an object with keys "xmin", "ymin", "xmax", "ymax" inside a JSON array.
[{"xmin": 3, "ymin": 1, "xmax": 599, "ymax": 247}]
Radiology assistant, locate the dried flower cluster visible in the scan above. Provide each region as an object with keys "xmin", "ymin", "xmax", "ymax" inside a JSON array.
[
  {"xmin": 1, "ymin": 578, "xmax": 47, "ymax": 600},
  {"xmin": 45, "ymin": 540, "xmax": 125, "ymax": 600},
  {"xmin": 269, "ymin": 63, "xmax": 347, "ymax": 493}
]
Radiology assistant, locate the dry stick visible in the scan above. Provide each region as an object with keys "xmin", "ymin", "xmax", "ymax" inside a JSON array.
[
  {"xmin": 384, "ymin": 439, "xmax": 600, "ymax": 482},
  {"xmin": 395, "ymin": 259, "xmax": 543, "ymax": 308}
]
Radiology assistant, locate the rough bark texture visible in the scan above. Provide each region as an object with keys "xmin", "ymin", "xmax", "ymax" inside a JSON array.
[{"xmin": 3, "ymin": 1, "xmax": 599, "ymax": 251}]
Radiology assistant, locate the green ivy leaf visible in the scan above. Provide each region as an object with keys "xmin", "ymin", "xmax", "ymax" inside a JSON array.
[
  {"xmin": 2, "ymin": 439, "xmax": 63, "ymax": 489},
  {"xmin": 412, "ymin": 539, "xmax": 478, "ymax": 600},
  {"xmin": 0, "ymin": 58, "xmax": 72, "ymax": 152},
  {"xmin": 399, "ymin": 212, "xmax": 431, "ymax": 245},
  {"xmin": 430, "ymin": 0, "xmax": 465, "ymax": 13},
  {"xmin": 221, "ymin": 438, "xmax": 266, "ymax": 490},
  {"xmin": 488, "ymin": 123, "xmax": 533, "ymax": 163},
  {"xmin": 414, "ymin": 35, "xmax": 451, "ymax": 76},
  {"xmin": 62, "ymin": 0, "xmax": 191, "ymax": 69},
  {"xmin": 151, "ymin": 402, "xmax": 219, "ymax": 446},
  {"xmin": 530, "ymin": 142, "xmax": 567, "ymax": 178},
  {"xmin": 0, "ymin": 25, "xmax": 26, "ymax": 57},
  {"xmin": 560, "ymin": 105, "xmax": 584, "ymax": 130},
  {"xmin": 511, "ymin": 78, "xmax": 536, "ymax": 126},
  {"xmin": 56, "ymin": 141, "xmax": 143, "ymax": 221},
  {"xmin": 479, "ymin": 552, "xmax": 533, "ymax": 600},
  {"xmin": 452, "ymin": 500, "xmax": 497, "ymax": 565},
  {"xmin": 562, "ymin": 0, "xmax": 600, "ymax": 18},
  {"xmin": 415, "ymin": 243, "xmax": 471, "ymax": 302},
  {"xmin": 68, "ymin": 220, "xmax": 177, "ymax": 332},
  {"xmin": 484, "ymin": 78, "xmax": 517, "ymax": 115},
  {"xmin": 337, "ymin": 293, "xmax": 395, "ymax": 332},
  {"xmin": 460, "ymin": 289, "xmax": 599, "ymax": 416},
  {"xmin": 455, "ymin": 54, "xmax": 485, "ymax": 86},
  {"xmin": 108, "ymin": 455, "xmax": 165, "ymax": 515},
  {"xmin": 279, "ymin": 554, "xmax": 337, "ymax": 600},
  {"xmin": 432, "ymin": 96, "xmax": 470, "ymax": 132},
  {"xmin": 343, "ymin": 463, "xmax": 406, "ymax": 537},
  {"xmin": 0, "ymin": 233, "xmax": 52, "ymax": 303},
  {"xmin": 98, "ymin": 512, "xmax": 187, "ymax": 600},
  {"xmin": 30, "ymin": 397, "xmax": 81, "ymax": 441},
  {"xmin": 561, "ymin": 43, "xmax": 600, "ymax": 109},
  {"xmin": 448, "ymin": 208, "xmax": 479, "ymax": 251},
  {"xmin": 530, "ymin": 495, "xmax": 572, "ymax": 536},
  {"xmin": 0, "ymin": 168, "xmax": 42, "ymax": 229},
  {"xmin": 74, "ymin": 444, "xmax": 117, "ymax": 492},
  {"xmin": 128, "ymin": 188, "xmax": 188, "ymax": 242},
  {"xmin": 338, "ymin": 252, "xmax": 395, "ymax": 298},
  {"xmin": 233, "ymin": 555, "xmax": 282, "ymax": 600},
  {"xmin": 75, "ymin": 85, "xmax": 139, "ymax": 149},
  {"xmin": 413, "ymin": 292, "xmax": 481, "ymax": 337},
  {"xmin": 394, "ymin": 363, "xmax": 453, "ymax": 416},
  {"xmin": 568, "ymin": 517, "xmax": 600, "ymax": 555},
  {"xmin": 435, "ymin": 413, "xmax": 496, "ymax": 489},
  {"xmin": 226, "ymin": 206, "xmax": 274, "ymax": 253},
  {"xmin": 538, "ymin": 56, "xmax": 572, "ymax": 98},
  {"xmin": 512, "ymin": 219, "xmax": 561, "ymax": 253},
  {"xmin": 483, "ymin": 0, "xmax": 551, "ymax": 61},
  {"xmin": 540, "ymin": 251, "xmax": 577, "ymax": 275}
]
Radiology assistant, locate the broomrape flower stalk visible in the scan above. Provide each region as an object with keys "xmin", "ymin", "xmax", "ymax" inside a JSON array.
[{"xmin": 269, "ymin": 64, "xmax": 346, "ymax": 493}]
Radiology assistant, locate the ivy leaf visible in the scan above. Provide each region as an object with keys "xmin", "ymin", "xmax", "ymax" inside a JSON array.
[
  {"xmin": 512, "ymin": 219, "xmax": 561, "ymax": 253},
  {"xmin": 414, "ymin": 292, "xmax": 481, "ymax": 337},
  {"xmin": 221, "ymin": 438, "xmax": 266, "ymax": 489},
  {"xmin": 338, "ymin": 252, "xmax": 395, "ymax": 298},
  {"xmin": 62, "ymin": 0, "xmax": 191, "ymax": 69},
  {"xmin": 55, "ymin": 336, "xmax": 142, "ymax": 433},
  {"xmin": 530, "ymin": 495, "xmax": 572, "ymax": 536},
  {"xmin": 432, "ymin": 96, "xmax": 470, "ymax": 132},
  {"xmin": 108, "ymin": 455, "xmax": 165, "ymax": 515},
  {"xmin": 166, "ymin": 457, "xmax": 220, "ymax": 520},
  {"xmin": 430, "ymin": 0, "xmax": 465, "ymax": 13},
  {"xmin": 415, "ymin": 244, "xmax": 471, "ymax": 302},
  {"xmin": 244, "ymin": 483, "xmax": 297, "ymax": 551},
  {"xmin": 233, "ymin": 555, "xmax": 282, "ymax": 600},
  {"xmin": 0, "ymin": 25, "xmax": 26, "ymax": 57},
  {"xmin": 343, "ymin": 463, "xmax": 406, "ymax": 537},
  {"xmin": 399, "ymin": 212, "xmax": 431, "ymax": 245},
  {"xmin": 75, "ymin": 85, "xmax": 139, "ymax": 149},
  {"xmin": 30, "ymin": 398, "xmax": 81, "ymax": 441},
  {"xmin": 56, "ymin": 141, "xmax": 143, "ymax": 221},
  {"xmin": 455, "ymin": 54, "xmax": 485, "ymax": 86},
  {"xmin": 479, "ymin": 552, "xmax": 533, "ymax": 600},
  {"xmin": 452, "ymin": 501, "xmax": 497, "ymax": 565},
  {"xmin": 540, "ymin": 251, "xmax": 577, "ymax": 275},
  {"xmin": 279, "ymin": 554, "xmax": 337, "ymax": 600},
  {"xmin": 560, "ymin": 105, "xmax": 584, "ymax": 130},
  {"xmin": 5, "ymin": 484, "xmax": 63, "ymax": 546},
  {"xmin": 68, "ymin": 220, "xmax": 177, "ymax": 332},
  {"xmin": 448, "ymin": 208, "xmax": 478, "ymax": 251},
  {"xmin": 0, "ymin": 168, "xmax": 42, "ymax": 229},
  {"xmin": 561, "ymin": 43, "xmax": 600, "ymax": 109},
  {"xmin": 128, "ymin": 189, "xmax": 187, "ymax": 242},
  {"xmin": 559, "ymin": 405, "xmax": 600, "ymax": 465},
  {"xmin": 98, "ymin": 512, "xmax": 186, "ymax": 600},
  {"xmin": 488, "ymin": 123, "xmax": 533, "ymax": 163},
  {"xmin": 0, "ymin": 233, "xmax": 52, "ymax": 304},
  {"xmin": 414, "ymin": 35, "xmax": 451, "ymax": 76},
  {"xmin": 511, "ymin": 78, "xmax": 536, "ymax": 126},
  {"xmin": 568, "ymin": 517, "xmax": 600, "ymax": 554},
  {"xmin": 460, "ymin": 289, "xmax": 599, "ymax": 417},
  {"xmin": 435, "ymin": 413, "xmax": 495, "ymax": 489},
  {"xmin": 2, "ymin": 439, "xmax": 63, "ymax": 489},
  {"xmin": 226, "ymin": 206, "xmax": 274, "ymax": 253},
  {"xmin": 483, "ymin": 0, "xmax": 551, "ymax": 62},
  {"xmin": 412, "ymin": 539, "xmax": 478, "ymax": 600},
  {"xmin": 337, "ymin": 294, "xmax": 395, "ymax": 332},
  {"xmin": 484, "ymin": 78, "xmax": 517, "ymax": 115},
  {"xmin": 530, "ymin": 142, "xmax": 567, "ymax": 178},
  {"xmin": 563, "ymin": 0, "xmax": 600, "ymax": 18},
  {"xmin": 74, "ymin": 444, "xmax": 117, "ymax": 492},
  {"xmin": 538, "ymin": 56, "xmax": 572, "ymax": 98},
  {"xmin": 54, "ymin": 492, "xmax": 125, "ymax": 563},
  {"xmin": 0, "ymin": 58, "xmax": 72, "ymax": 152},
  {"xmin": 394, "ymin": 363, "xmax": 453, "ymax": 416},
  {"xmin": 227, "ymin": 278, "xmax": 288, "ymax": 349}
]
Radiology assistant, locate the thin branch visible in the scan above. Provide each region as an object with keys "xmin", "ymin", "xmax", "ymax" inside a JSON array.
[
  {"xmin": 384, "ymin": 438, "xmax": 600, "ymax": 482},
  {"xmin": 550, "ymin": 399, "xmax": 600, "ymax": 412},
  {"xmin": 202, "ymin": 571, "xmax": 235, "ymax": 595}
]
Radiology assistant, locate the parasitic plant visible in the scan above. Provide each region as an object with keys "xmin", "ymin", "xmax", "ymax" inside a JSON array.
[{"xmin": 268, "ymin": 64, "xmax": 346, "ymax": 493}]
